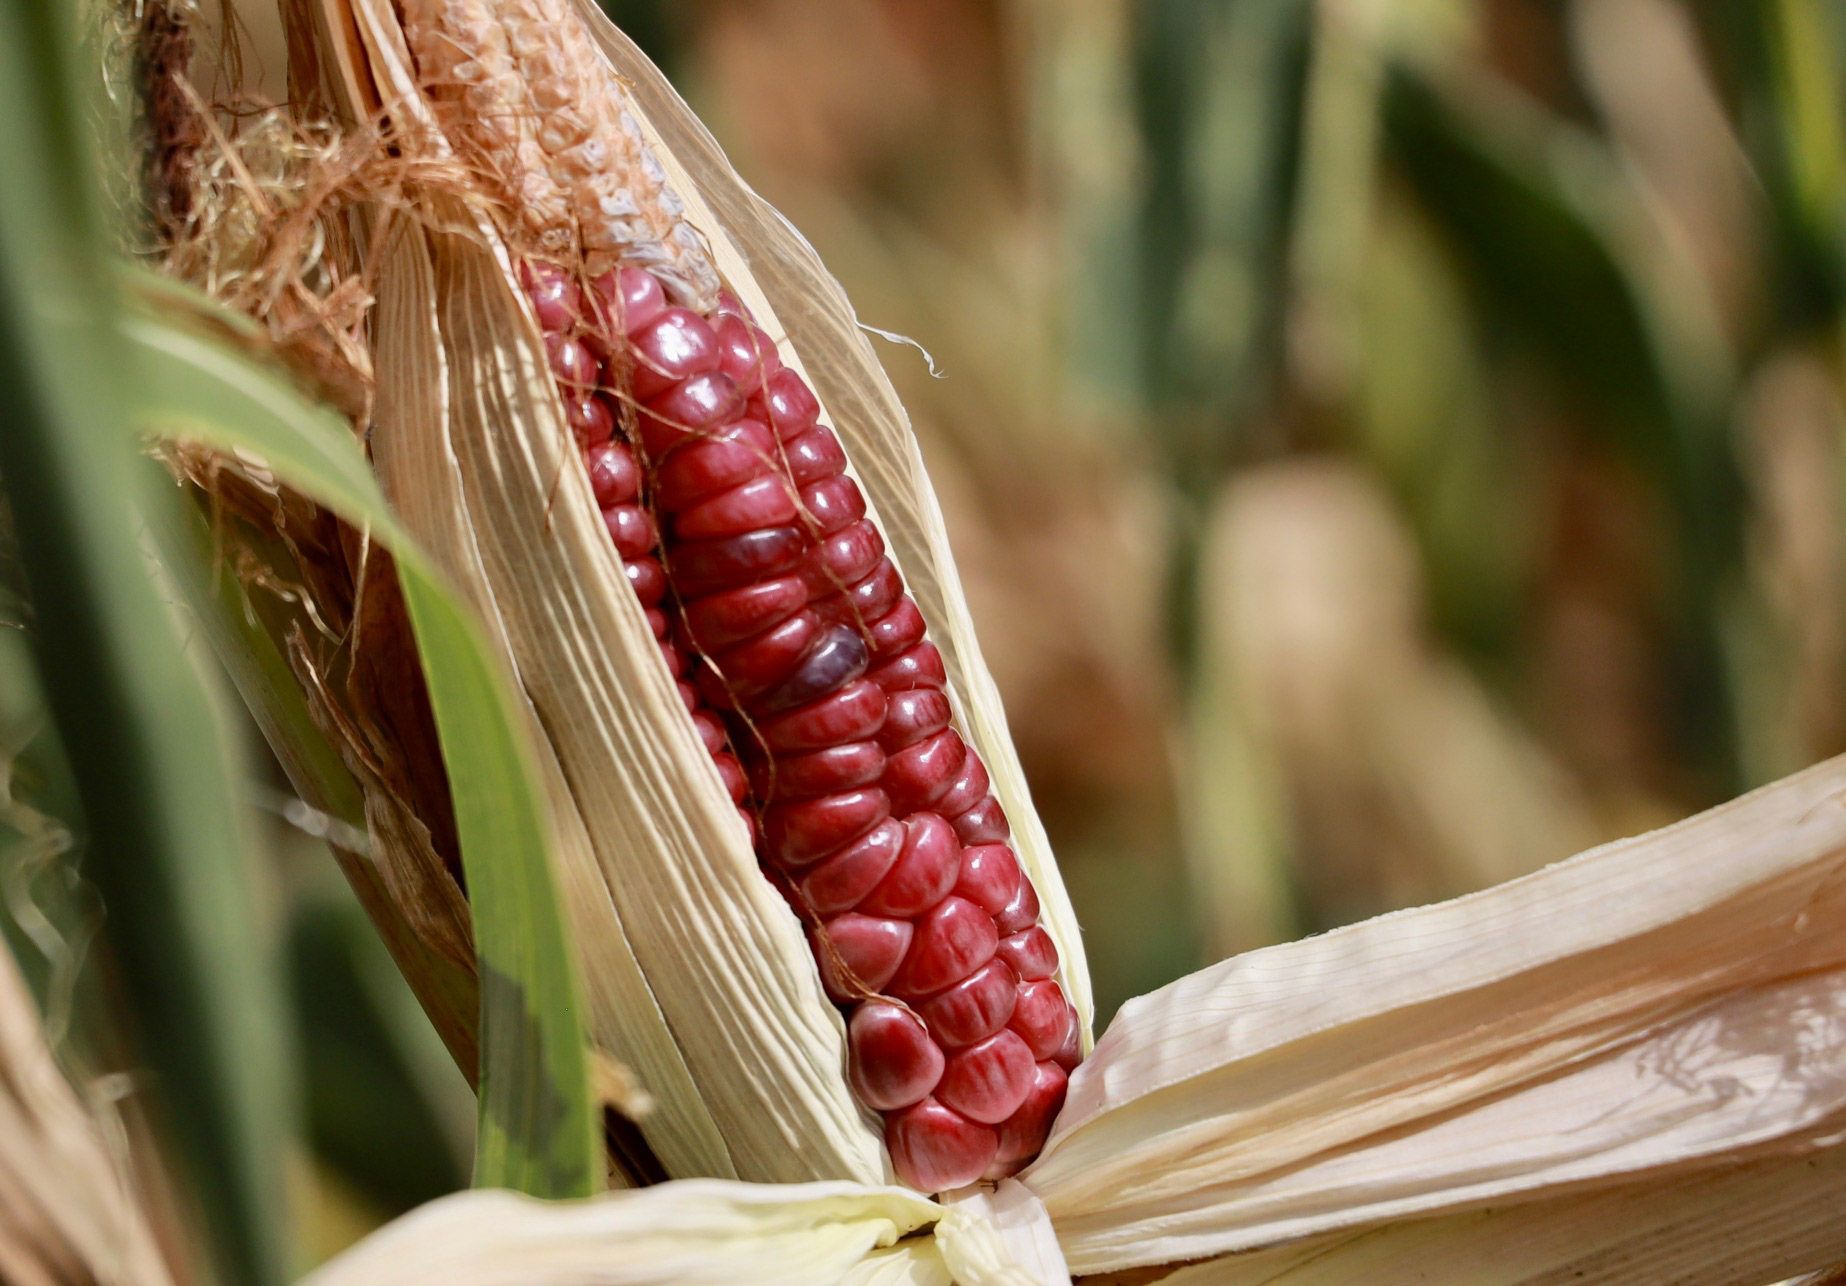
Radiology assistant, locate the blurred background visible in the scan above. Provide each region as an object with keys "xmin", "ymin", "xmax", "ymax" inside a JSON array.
[{"xmin": 10, "ymin": 0, "xmax": 1846, "ymax": 1266}]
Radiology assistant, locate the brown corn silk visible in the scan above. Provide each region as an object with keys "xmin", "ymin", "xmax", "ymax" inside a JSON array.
[{"xmin": 217, "ymin": 0, "xmax": 1096, "ymax": 1192}]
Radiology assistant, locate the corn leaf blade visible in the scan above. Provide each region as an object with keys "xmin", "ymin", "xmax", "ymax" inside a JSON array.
[{"xmin": 123, "ymin": 302, "xmax": 600, "ymax": 1199}]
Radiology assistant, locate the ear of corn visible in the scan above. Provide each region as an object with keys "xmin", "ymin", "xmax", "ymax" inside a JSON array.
[
  {"xmin": 284, "ymin": 0, "xmax": 1098, "ymax": 1190},
  {"xmin": 334, "ymin": 0, "xmax": 886, "ymax": 1184}
]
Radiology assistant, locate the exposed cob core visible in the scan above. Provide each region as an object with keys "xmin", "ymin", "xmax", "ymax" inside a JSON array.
[
  {"xmin": 402, "ymin": 0, "xmax": 1077, "ymax": 1191},
  {"xmin": 400, "ymin": 0, "xmax": 719, "ymax": 302}
]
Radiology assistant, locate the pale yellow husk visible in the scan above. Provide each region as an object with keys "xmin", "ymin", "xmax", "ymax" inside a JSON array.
[
  {"xmin": 1029, "ymin": 753, "xmax": 1846, "ymax": 1272},
  {"xmin": 302, "ymin": 1181, "xmax": 942, "ymax": 1286},
  {"xmin": 314, "ymin": 758, "xmax": 1846, "ymax": 1284},
  {"xmin": 0, "ymin": 948, "xmax": 171, "ymax": 1286}
]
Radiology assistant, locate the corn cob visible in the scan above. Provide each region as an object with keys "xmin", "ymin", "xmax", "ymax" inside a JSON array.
[{"xmin": 407, "ymin": 0, "xmax": 1077, "ymax": 1192}]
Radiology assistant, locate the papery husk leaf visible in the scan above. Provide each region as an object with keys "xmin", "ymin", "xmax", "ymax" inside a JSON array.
[
  {"xmin": 938, "ymin": 1180, "xmax": 1071, "ymax": 1285},
  {"xmin": 842, "ymin": 1242, "xmax": 955, "ymax": 1286},
  {"xmin": 1178, "ymin": 1140, "xmax": 1846, "ymax": 1284},
  {"xmin": 566, "ymin": 0, "xmax": 1097, "ymax": 1044},
  {"xmin": 0, "ymin": 945, "xmax": 172, "ymax": 1286},
  {"xmin": 367, "ymin": 207, "xmax": 736, "ymax": 1179},
  {"xmin": 1024, "ymin": 755, "xmax": 1846, "ymax": 1272},
  {"xmin": 303, "ymin": 1181, "xmax": 941, "ymax": 1286}
]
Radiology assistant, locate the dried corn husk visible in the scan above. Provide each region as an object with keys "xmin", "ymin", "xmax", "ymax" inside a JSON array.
[
  {"xmin": 311, "ymin": 758, "xmax": 1846, "ymax": 1283},
  {"xmin": 303, "ymin": 1182, "xmax": 942, "ymax": 1286},
  {"xmin": 1025, "ymin": 753, "xmax": 1846, "ymax": 1273},
  {"xmin": 0, "ymin": 948, "xmax": 172, "ymax": 1286}
]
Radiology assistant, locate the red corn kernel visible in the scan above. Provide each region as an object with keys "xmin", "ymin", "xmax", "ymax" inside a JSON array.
[
  {"xmin": 637, "ymin": 371, "xmax": 744, "ymax": 456},
  {"xmin": 762, "ymin": 788, "xmax": 891, "ymax": 866},
  {"xmin": 603, "ymin": 504, "xmax": 656, "ymax": 560},
  {"xmin": 1053, "ymin": 1007, "xmax": 1081, "ymax": 1070},
  {"xmin": 676, "ymin": 680, "xmax": 700, "ymax": 713},
  {"xmin": 936, "ymin": 752, "xmax": 989, "ymax": 818},
  {"xmin": 694, "ymin": 666, "xmax": 733, "ymax": 711},
  {"xmin": 890, "ymin": 896, "xmax": 998, "ymax": 998},
  {"xmin": 646, "ymin": 608, "xmax": 670, "ymax": 640},
  {"xmin": 866, "ymin": 599, "xmax": 928, "ymax": 660},
  {"xmin": 625, "ymin": 557, "xmax": 667, "ymax": 607},
  {"xmin": 651, "ymin": 420, "xmax": 778, "ymax": 512},
  {"xmin": 783, "ymin": 427, "xmax": 848, "ymax": 485},
  {"xmin": 879, "ymin": 688, "xmax": 952, "ymax": 752},
  {"xmin": 836, "ymin": 561, "xmax": 905, "ymax": 629},
  {"xmin": 546, "ymin": 332, "xmax": 601, "ymax": 394},
  {"xmin": 847, "ymin": 1002, "xmax": 944, "ymax": 1112},
  {"xmin": 752, "ymin": 740, "xmax": 886, "ymax": 802},
  {"xmin": 996, "ymin": 927, "xmax": 1059, "ymax": 981},
  {"xmin": 584, "ymin": 441, "xmax": 641, "ymax": 506},
  {"xmin": 756, "ymin": 367, "xmax": 821, "ymax": 440},
  {"xmin": 592, "ymin": 264, "xmax": 667, "ymax": 336},
  {"xmin": 564, "ymin": 393, "xmax": 616, "ymax": 447},
  {"xmin": 919, "ymin": 959, "xmax": 1018, "ymax": 1049},
  {"xmin": 805, "ymin": 520, "xmax": 884, "ymax": 592},
  {"xmin": 714, "ymin": 752, "xmax": 749, "ymax": 804},
  {"xmin": 673, "ymin": 474, "xmax": 799, "ymax": 540},
  {"xmin": 668, "ymin": 527, "xmax": 808, "ymax": 597},
  {"xmin": 681, "ymin": 575, "xmax": 807, "ymax": 650},
  {"xmin": 714, "ymin": 313, "xmax": 781, "ymax": 388},
  {"xmin": 885, "ymin": 1098, "xmax": 998, "ymax": 1193},
  {"xmin": 816, "ymin": 913, "xmax": 912, "ymax": 997},
  {"xmin": 658, "ymin": 640, "xmax": 688, "ymax": 679},
  {"xmin": 522, "ymin": 261, "xmax": 584, "ymax": 332},
  {"xmin": 868, "ymin": 642, "xmax": 948, "ymax": 692},
  {"xmin": 714, "ymin": 288, "xmax": 754, "ymax": 321},
  {"xmin": 799, "ymin": 818, "xmax": 904, "ymax": 914},
  {"xmin": 629, "ymin": 307, "xmax": 720, "ymax": 399},
  {"xmin": 857, "ymin": 813, "xmax": 960, "ymax": 917},
  {"xmin": 953, "ymin": 796, "xmax": 1010, "ymax": 847},
  {"xmin": 1009, "ymin": 980, "xmax": 1072, "ymax": 1060},
  {"xmin": 881, "ymin": 729, "xmax": 967, "ymax": 814},
  {"xmin": 748, "ymin": 625, "xmax": 869, "ymax": 714},
  {"xmin": 994, "ymin": 870, "xmax": 1041, "ymax": 936},
  {"xmin": 758, "ymin": 678, "xmax": 888, "ymax": 754},
  {"xmin": 691, "ymin": 710, "xmax": 727, "ymax": 756},
  {"xmin": 799, "ymin": 475, "xmax": 867, "ymax": 536},
  {"xmin": 989, "ymin": 1062, "xmax": 1068, "ymax": 1178},
  {"xmin": 935, "ymin": 1029, "xmax": 1035, "ymax": 1125},
  {"xmin": 955, "ymin": 844, "xmax": 1021, "ymax": 917},
  {"xmin": 709, "ymin": 610, "xmax": 822, "ymax": 693}
]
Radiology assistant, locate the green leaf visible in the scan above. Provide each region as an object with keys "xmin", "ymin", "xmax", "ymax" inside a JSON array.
[
  {"xmin": 122, "ymin": 298, "xmax": 600, "ymax": 1199},
  {"xmin": 1382, "ymin": 59, "xmax": 1750, "ymax": 791},
  {"xmin": 0, "ymin": 2, "xmax": 292, "ymax": 1281}
]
